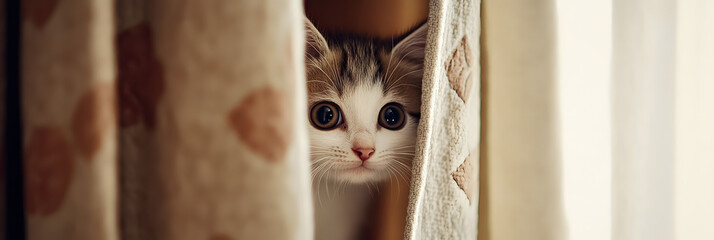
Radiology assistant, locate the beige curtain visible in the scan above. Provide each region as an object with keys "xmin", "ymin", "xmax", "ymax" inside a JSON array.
[
  {"xmin": 117, "ymin": 0, "xmax": 312, "ymax": 239},
  {"xmin": 478, "ymin": 0, "xmax": 565, "ymax": 239},
  {"xmin": 15, "ymin": 0, "xmax": 312, "ymax": 239},
  {"xmin": 22, "ymin": 0, "xmax": 117, "ymax": 239},
  {"xmin": 404, "ymin": 0, "xmax": 481, "ymax": 239},
  {"xmin": 12, "ymin": 1, "xmax": 710, "ymax": 240}
]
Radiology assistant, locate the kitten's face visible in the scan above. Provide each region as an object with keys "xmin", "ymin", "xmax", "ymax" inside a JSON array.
[{"xmin": 304, "ymin": 19, "xmax": 426, "ymax": 184}]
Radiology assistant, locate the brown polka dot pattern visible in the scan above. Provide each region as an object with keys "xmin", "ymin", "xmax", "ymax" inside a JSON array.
[
  {"xmin": 446, "ymin": 36, "xmax": 473, "ymax": 102},
  {"xmin": 24, "ymin": 127, "xmax": 74, "ymax": 216},
  {"xmin": 71, "ymin": 83, "xmax": 117, "ymax": 160},
  {"xmin": 452, "ymin": 152, "xmax": 477, "ymax": 204},
  {"xmin": 229, "ymin": 87, "xmax": 292, "ymax": 163},
  {"xmin": 22, "ymin": 0, "xmax": 60, "ymax": 28},
  {"xmin": 117, "ymin": 22, "xmax": 165, "ymax": 129}
]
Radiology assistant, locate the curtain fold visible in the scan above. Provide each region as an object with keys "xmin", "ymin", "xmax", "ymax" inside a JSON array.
[
  {"xmin": 612, "ymin": 0, "xmax": 714, "ymax": 240},
  {"xmin": 478, "ymin": 0, "xmax": 564, "ymax": 239},
  {"xmin": 21, "ymin": 0, "xmax": 118, "ymax": 239},
  {"xmin": 612, "ymin": 1, "xmax": 675, "ymax": 239},
  {"xmin": 15, "ymin": 0, "xmax": 312, "ymax": 239},
  {"xmin": 404, "ymin": 0, "xmax": 481, "ymax": 239},
  {"xmin": 673, "ymin": 1, "xmax": 714, "ymax": 239},
  {"xmin": 117, "ymin": 0, "xmax": 311, "ymax": 239}
]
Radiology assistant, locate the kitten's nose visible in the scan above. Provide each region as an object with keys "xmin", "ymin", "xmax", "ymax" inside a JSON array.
[{"xmin": 352, "ymin": 148, "xmax": 375, "ymax": 161}]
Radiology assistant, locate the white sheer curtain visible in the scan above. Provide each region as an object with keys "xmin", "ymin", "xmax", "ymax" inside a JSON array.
[
  {"xmin": 556, "ymin": 1, "xmax": 612, "ymax": 240},
  {"xmin": 555, "ymin": 0, "xmax": 714, "ymax": 240},
  {"xmin": 673, "ymin": 1, "xmax": 714, "ymax": 239}
]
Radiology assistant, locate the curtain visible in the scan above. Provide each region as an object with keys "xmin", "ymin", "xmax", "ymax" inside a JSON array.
[
  {"xmin": 478, "ymin": 0, "xmax": 564, "ymax": 239},
  {"xmin": 612, "ymin": 0, "xmax": 714, "ymax": 239},
  {"xmin": 5, "ymin": 0, "xmax": 713, "ymax": 240},
  {"xmin": 8, "ymin": 0, "xmax": 312, "ymax": 239},
  {"xmin": 21, "ymin": 0, "xmax": 117, "ymax": 239},
  {"xmin": 404, "ymin": 0, "xmax": 481, "ymax": 238},
  {"xmin": 115, "ymin": 1, "xmax": 311, "ymax": 239},
  {"xmin": 673, "ymin": 1, "xmax": 714, "ymax": 238}
]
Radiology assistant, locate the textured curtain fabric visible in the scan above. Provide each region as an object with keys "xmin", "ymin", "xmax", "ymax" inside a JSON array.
[
  {"xmin": 21, "ymin": 0, "xmax": 118, "ymax": 239},
  {"xmin": 18, "ymin": 0, "xmax": 714, "ymax": 240},
  {"xmin": 478, "ymin": 0, "xmax": 564, "ymax": 239},
  {"xmin": 13, "ymin": 0, "xmax": 312, "ymax": 239},
  {"xmin": 115, "ymin": 0, "xmax": 312, "ymax": 239},
  {"xmin": 404, "ymin": 0, "xmax": 481, "ymax": 239}
]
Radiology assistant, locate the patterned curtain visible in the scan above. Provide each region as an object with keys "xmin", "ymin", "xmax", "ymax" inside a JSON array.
[
  {"xmin": 8, "ymin": 0, "xmax": 711, "ymax": 239},
  {"xmin": 7, "ymin": 0, "xmax": 312, "ymax": 239}
]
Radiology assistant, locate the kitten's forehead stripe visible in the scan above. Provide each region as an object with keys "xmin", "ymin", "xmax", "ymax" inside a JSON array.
[{"xmin": 306, "ymin": 36, "xmax": 422, "ymax": 115}]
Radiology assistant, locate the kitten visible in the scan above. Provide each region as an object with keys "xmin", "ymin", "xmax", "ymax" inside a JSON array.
[{"xmin": 304, "ymin": 18, "xmax": 426, "ymax": 240}]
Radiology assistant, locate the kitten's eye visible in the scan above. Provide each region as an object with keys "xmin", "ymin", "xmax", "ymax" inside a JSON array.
[
  {"xmin": 378, "ymin": 103, "xmax": 406, "ymax": 130},
  {"xmin": 310, "ymin": 101, "xmax": 343, "ymax": 130}
]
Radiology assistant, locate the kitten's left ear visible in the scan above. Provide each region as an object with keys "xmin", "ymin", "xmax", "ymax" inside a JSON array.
[
  {"xmin": 305, "ymin": 17, "xmax": 329, "ymax": 60},
  {"xmin": 391, "ymin": 23, "xmax": 428, "ymax": 66}
]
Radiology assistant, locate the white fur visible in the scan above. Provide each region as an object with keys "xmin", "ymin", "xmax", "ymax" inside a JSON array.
[
  {"xmin": 309, "ymin": 82, "xmax": 417, "ymax": 185},
  {"xmin": 309, "ymin": 82, "xmax": 417, "ymax": 240}
]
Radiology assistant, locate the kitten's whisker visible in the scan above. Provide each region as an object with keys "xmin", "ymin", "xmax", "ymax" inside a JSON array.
[
  {"xmin": 389, "ymin": 159, "xmax": 412, "ymax": 180},
  {"xmin": 389, "ymin": 151, "xmax": 414, "ymax": 155},
  {"xmin": 310, "ymin": 151, "xmax": 341, "ymax": 155},
  {"xmin": 381, "ymin": 149, "xmax": 415, "ymax": 153},
  {"xmin": 306, "ymin": 40, "xmax": 324, "ymax": 57},
  {"xmin": 312, "ymin": 160, "xmax": 331, "ymax": 180},
  {"xmin": 389, "ymin": 161, "xmax": 410, "ymax": 184},
  {"xmin": 390, "ymin": 83, "xmax": 422, "ymax": 90},
  {"xmin": 310, "ymin": 155, "xmax": 331, "ymax": 162},
  {"xmin": 312, "ymin": 161, "xmax": 331, "ymax": 207},
  {"xmin": 338, "ymin": 179, "xmax": 347, "ymax": 197},
  {"xmin": 316, "ymin": 161, "xmax": 334, "ymax": 206},
  {"xmin": 385, "ymin": 47, "xmax": 421, "ymax": 87},
  {"xmin": 306, "ymin": 79, "xmax": 334, "ymax": 86},
  {"xmin": 385, "ymin": 164, "xmax": 401, "ymax": 198},
  {"xmin": 390, "ymin": 74, "xmax": 424, "ymax": 90},
  {"xmin": 310, "ymin": 158, "xmax": 330, "ymax": 169},
  {"xmin": 307, "ymin": 63, "xmax": 336, "ymax": 89},
  {"xmin": 391, "ymin": 158, "xmax": 412, "ymax": 169},
  {"xmin": 311, "ymin": 160, "xmax": 331, "ymax": 183},
  {"xmin": 387, "ymin": 69, "xmax": 423, "ymax": 91},
  {"xmin": 306, "ymin": 43, "xmax": 338, "ymax": 84},
  {"xmin": 387, "ymin": 47, "xmax": 421, "ymax": 86},
  {"xmin": 386, "ymin": 38, "xmax": 395, "ymax": 79},
  {"xmin": 326, "ymin": 171, "xmax": 333, "ymax": 201},
  {"xmin": 391, "ymin": 145, "xmax": 416, "ymax": 149},
  {"xmin": 307, "ymin": 42, "xmax": 338, "ymax": 83},
  {"xmin": 309, "ymin": 146, "xmax": 338, "ymax": 151}
]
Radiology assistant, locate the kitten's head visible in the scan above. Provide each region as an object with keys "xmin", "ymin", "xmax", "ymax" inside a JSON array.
[{"xmin": 304, "ymin": 18, "xmax": 426, "ymax": 184}]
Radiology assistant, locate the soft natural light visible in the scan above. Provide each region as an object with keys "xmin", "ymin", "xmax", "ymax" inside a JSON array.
[{"xmin": 556, "ymin": 1, "xmax": 612, "ymax": 240}]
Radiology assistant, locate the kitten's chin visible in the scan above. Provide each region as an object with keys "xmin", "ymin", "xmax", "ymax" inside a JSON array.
[{"xmin": 332, "ymin": 167, "xmax": 389, "ymax": 184}]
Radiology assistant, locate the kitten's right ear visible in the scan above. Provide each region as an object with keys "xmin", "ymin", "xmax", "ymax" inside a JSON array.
[{"xmin": 304, "ymin": 17, "xmax": 329, "ymax": 60}]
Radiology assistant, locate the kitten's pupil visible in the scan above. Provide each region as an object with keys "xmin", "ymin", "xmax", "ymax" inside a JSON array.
[
  {"xmin": 384, "ymin": 107, "xmax": 400, "ymax": 125},
  {"xmin": 317, "ymin": 106, "xmax": 334, "ymax": 124}
]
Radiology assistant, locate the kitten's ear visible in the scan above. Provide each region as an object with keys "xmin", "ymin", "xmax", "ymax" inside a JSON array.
[
  {"xmin": 391, "ymin": 23, "xmax": 428, "ymax": 66},
  {"xmin": 305, "ymin": 17, "xmax": 329, "ymax": 60}
]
